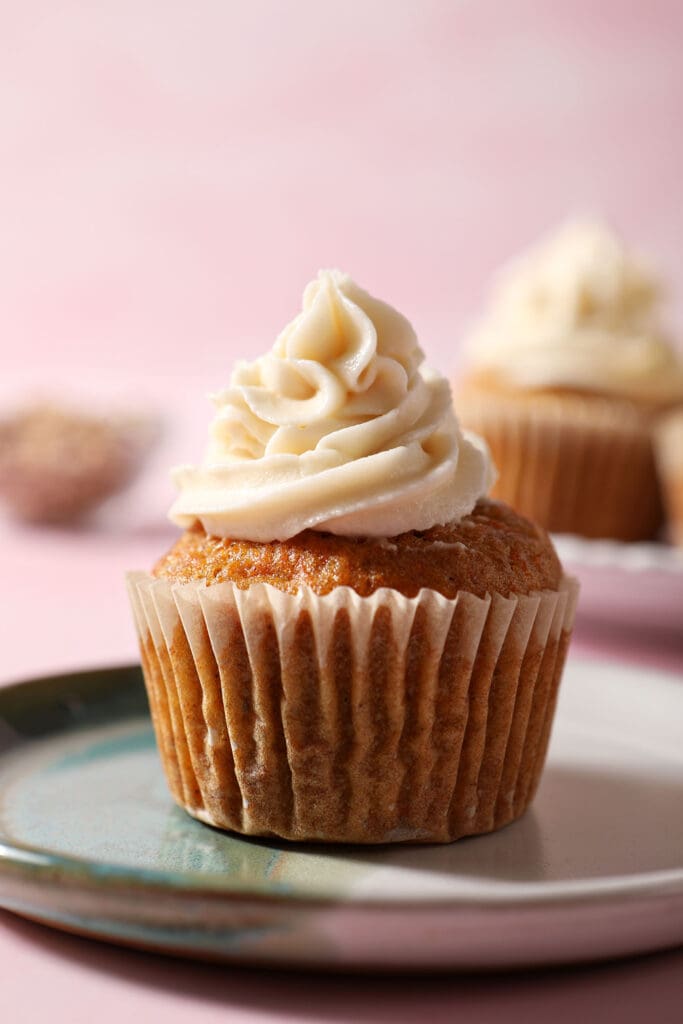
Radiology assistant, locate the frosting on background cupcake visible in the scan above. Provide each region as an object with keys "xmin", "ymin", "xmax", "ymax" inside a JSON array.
[
  {"xmin": 171, "ymin": 270, "xmax": 493, "ymax": 540},
  {"xmin": 465, "ymin": 220, "xmax": 683, "ymax": 402}
]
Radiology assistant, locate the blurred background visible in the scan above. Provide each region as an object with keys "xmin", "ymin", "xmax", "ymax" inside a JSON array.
[
  {"xmin": 2, "ymin": 0, "xmax": 683, "ymax": 672},
  {"xmin": 3, "ymin": 0, "xmax": 683, "ymax": 386}
]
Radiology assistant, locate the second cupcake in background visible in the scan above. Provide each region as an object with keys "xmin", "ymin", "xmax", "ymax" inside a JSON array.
[
  {"xmin": 455, "ymin": 221, "xmax": 683, "ymax": 542},
  {"xmin": 128, "ymin": 270, "xmax": 578, "ymax": 845}
]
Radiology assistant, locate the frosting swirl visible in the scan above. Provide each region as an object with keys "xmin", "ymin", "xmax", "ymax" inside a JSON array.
[
  {"xmin": 171, "ymin": 270, "xmax": 493, "ymax": 541},
  {"xmin": 466, "ymin": 220, "xmax": 683, "ymax": 402}
]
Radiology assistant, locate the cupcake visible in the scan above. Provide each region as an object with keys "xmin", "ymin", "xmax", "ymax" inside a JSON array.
[
  {"xmin": 656, "ymin": 409, "xmax": 683, "ymax": 547},
  {"xmin": 128, "ymin": 270, "xmax": 578, "ymax": 844},
  {"xmin": 456, "ymin": 221, "xmax": 683, "ymax": 541}
]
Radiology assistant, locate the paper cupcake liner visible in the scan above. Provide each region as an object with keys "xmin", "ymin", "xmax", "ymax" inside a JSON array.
[
  {"xmin": 655, "ymin": 410, "xmax": 683, "ymax": 546},
  {"xmin": 458, "ymin": 390, "xmax": 663, "ymax": 541},
  {"xmin": 127, "ymin": 572, "xmax": 578, "ymax": 844}
]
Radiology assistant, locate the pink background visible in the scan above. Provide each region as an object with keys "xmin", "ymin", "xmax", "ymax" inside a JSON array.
[
  {"xmin": 1, "ymin": 3, "xmax": 683, "ymax": 1021},
  {"xmin": 3, "ymin": 0, "xmax": 683, "ymax": 387}
]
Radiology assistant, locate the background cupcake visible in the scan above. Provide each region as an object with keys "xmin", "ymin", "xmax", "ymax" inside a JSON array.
[
  {"xmin": 129, "ymin": 271, "xmax": 578, "ymax": 845},
  {"xmin": 456, "ymin": 220, "xmax": 683, "ymax": 542}
]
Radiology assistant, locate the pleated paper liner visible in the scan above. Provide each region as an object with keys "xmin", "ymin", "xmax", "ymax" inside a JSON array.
[
  {"xmin": 457, "ymin": 389, "xmax": 662, "ymax": 541},
  {"xmin": 127, "ymin": 572, "xmax": 578, "ymax": 844},
  {"xmin": 656, "ymin": 409, "xmax": 683, "ymax": 546}
]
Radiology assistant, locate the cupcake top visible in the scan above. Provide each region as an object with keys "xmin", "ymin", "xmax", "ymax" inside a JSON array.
[
  {"xmin": 155, "ymin": 499, "xmax": 562, "ymax": 598},
  {"xmin": 464, "ymin": 220, "xmax": 683, "ymax": 403},
  {"xmin": 171, "ymin": 270, "xmax": 494, "ymax": 541}
]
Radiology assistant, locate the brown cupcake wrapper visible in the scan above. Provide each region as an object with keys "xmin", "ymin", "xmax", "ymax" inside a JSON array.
[
  {"xmin": 458, "ymin": 391, "xmax": 662, "ymax": 541},
  {"xmin": 127, "ymin": 571, "xmax": 578, "ymax": 844},
  {"xmin": 655, "ymin": 411, "xmax": 683, "ymax": 545}
]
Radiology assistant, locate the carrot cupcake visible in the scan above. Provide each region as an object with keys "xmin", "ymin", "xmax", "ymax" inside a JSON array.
[
  {"xmin": 456, "ymin": 221, "xmax": 683, "ymax": 541},
  {"xmin": 128, "ymin": 270, "xmax": 578, "ymax": 844}
]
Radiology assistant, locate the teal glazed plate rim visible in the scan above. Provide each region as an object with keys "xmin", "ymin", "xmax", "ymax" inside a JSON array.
[{"xmin": 0, "ymin": 659, "xmax": 682, "ymax": 970}]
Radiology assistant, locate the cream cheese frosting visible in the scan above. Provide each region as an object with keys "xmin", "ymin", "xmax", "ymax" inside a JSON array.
[
  {"xmin": 465, "ymin": 220, "xmax": 683, "ymax": 402},
  {"xmin": 171, "ymin": 270, "xmax": 494, "ymax": 541}
]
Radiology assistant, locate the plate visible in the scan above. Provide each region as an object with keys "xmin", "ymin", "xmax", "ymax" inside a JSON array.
[
  {"xmin": 553, "ymin": 535, "xmax": 683, "ymax": 635},
  {"xmin": 0, "ymin": 660, "xmax": 682, "ymax": 971}
]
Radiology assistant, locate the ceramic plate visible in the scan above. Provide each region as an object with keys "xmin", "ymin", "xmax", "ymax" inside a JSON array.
[
  {"xmin": 553, "ymin": 535, "xmax": 683, "ymax": 635},
  {"xmin": 0, "ymin": 659, "xmax": 681, "ymax": 971}
]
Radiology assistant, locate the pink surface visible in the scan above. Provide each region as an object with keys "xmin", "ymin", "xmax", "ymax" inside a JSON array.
[
  {"xmin": 0, "ymin": 911, "xmax": 681, "ymax": 1024},
  {"xmin": 2, "ymin": 2, "xmax": 683, "ymax": 1020}
]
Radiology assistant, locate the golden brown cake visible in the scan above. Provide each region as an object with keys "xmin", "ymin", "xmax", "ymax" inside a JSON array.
[
  {"xmin": 154, "ymin": 498, "xmax": 562, "ymax": 598},
  {"xmin": 456, "ymin": 221, "xmax": 683, "ymax": 541},
  {"xmin": 128, "ymin": 270, "xmax": 578, "ymax": 844}
]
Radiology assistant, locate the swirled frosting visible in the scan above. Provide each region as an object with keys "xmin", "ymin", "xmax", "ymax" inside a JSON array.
[
  {"xmin": 171, "ymin": 270, "xmax": 493, "ymax": 541},
  {"xmin": 466, "ymin": 220, "xmax": 683, "ymax": 401}
]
